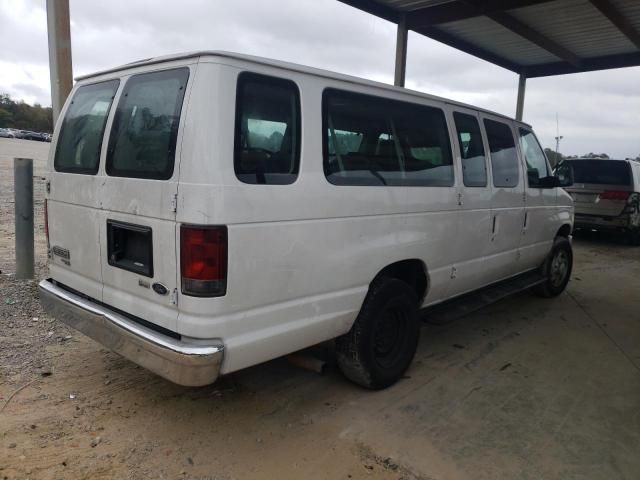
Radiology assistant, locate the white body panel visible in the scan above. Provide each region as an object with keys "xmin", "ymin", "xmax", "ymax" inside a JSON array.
[{"xmin": 46, "ymin": 52, "xmax": 574, "ymax": 376}]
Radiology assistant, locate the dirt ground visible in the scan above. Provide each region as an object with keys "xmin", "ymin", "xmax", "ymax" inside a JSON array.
[{"xmin": 1, "ymin": 138, "xmax": 639, "ymax": 480}]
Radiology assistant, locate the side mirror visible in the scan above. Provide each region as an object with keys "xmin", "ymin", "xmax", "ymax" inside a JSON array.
[{"xmin": 539, "ymin": 175, "xmax": 560, "ymax": 188}]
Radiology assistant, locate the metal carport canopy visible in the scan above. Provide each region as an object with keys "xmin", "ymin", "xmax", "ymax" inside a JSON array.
[{"xmin": 337, "ymin": 0, "xmax": 640, "ymax": 119}]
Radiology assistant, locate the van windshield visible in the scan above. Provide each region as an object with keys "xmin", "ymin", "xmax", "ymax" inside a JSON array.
[{"xmin": 567, "ymin": 160, "xmax": 631, "ymax": 186}]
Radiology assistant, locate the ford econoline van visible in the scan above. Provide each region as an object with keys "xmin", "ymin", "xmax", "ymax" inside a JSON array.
[{"xmin": 39, "ymin": 51, "xmax": 574, "ymax": 389}]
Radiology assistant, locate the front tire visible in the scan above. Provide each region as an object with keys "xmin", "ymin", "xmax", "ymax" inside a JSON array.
[
  {"xmin": 336, "ymin": 277, "xmax": 420, "ymax": 390},
  {"xmin": 533, "ymin": 237, "xmax": 573, "ymax": 298}
]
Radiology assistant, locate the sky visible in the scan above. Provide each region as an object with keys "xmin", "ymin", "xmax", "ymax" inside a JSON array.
[{"xmin": 1, "ymin": 0, "xmax": 639, "ymax": 158}]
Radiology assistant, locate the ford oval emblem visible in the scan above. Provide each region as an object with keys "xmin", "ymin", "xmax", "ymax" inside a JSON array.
[{"xmin": 152, "ymin": 283, "xmax": 168, "ymax": 295}]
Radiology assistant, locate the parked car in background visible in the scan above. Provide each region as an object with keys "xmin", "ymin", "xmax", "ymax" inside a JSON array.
[
  {"xmin": 39, "ymin": 51, "xmax": 574, "ymax": 390},
  {"xmin": 22, "ymin": 130, "xmax": 44, "ymax": 141},
  {"xmin": 557, "ymin": 158, "xmax": 640, "ymax": 244},
  {"xmin": 9, "ymin": 129, "xmax": 50, "ymax": 141},
  {"xmin": 0, "ymin": 127, "xmax": 16, "ymax": 138}
]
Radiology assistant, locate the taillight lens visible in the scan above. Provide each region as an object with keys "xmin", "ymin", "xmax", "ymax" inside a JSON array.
[
  {"xmin": 180, "ymin": 225, "xmax": 227, "ymax": 297},
  {"xmin": 599, "ymin": 190, "xmax": 631, "ymax": 201},
  {"xmin": 44, "ymin": 199, "xmax": 50, "ymax": 249}
]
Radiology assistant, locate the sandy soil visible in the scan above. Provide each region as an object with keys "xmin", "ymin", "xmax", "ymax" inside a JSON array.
[{"xmin": 1, "ymin": 138, "xmax": 639, "ymax": 480}]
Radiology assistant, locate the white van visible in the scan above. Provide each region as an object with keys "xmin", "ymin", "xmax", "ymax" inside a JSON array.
[{"xmin": 39, "ymin": 51, "xmax": 574, "ymax": 389}]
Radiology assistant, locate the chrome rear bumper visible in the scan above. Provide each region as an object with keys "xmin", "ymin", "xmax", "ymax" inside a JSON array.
[{"xmin": 39, "ymin": 279, "xmax": 224, "ymax": 387}]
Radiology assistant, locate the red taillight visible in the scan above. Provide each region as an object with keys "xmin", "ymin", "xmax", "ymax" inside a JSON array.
[
  {"xmin": 44, "ymin": 199, "xmax": 50, "ymax": 249},
  {"xmin": 180, "ymin": 225, "xmax": 227, "ymax": 297},
  {"xmin": 599, "ymin": 190, "xmax": 631, "ymax": 201}
]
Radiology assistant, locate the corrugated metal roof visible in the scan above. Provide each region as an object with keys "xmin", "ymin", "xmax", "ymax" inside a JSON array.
[
  {"xmin": 439, "ymin": 16, "xmax": 560, "ymax": 66},
  {"xmin": 341, "ymin": 0, "xmax": 640, "ymax": 77},
  {"xmin": 377, "ymin": 0, "xmax": 456, "ymax": 11},
  {"xmin": 509, "ymin": 0, "xmax": 636, "ymax": 58}
]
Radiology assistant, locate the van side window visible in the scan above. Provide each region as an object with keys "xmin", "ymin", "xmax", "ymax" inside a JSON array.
[
  {"xmin": 484, "ymin": 119, "xmax": 519, "ymax": 188},
  {"xmin": 234, "ymin": 73, "xmax": 301, "ymax": 185},
  {"xmin": 54, "ymin": 80, "xmax": 119, "ymax": 174},
  {"xmin": 323, "ymin": 89, "xmax": 454, "ymax": 187},
  {"xmin": 453, "ymin": 112, "xmax": 487, "ymax": 187},
  {"xmin": 519, "ymin": 128, "xmax": 551, "ymax": 187},
  {"xmin": 106, "ymin": 68, "xmax": 189, "ymax": 180}
]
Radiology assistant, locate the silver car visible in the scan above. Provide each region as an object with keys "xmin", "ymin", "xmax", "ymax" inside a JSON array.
[
  {"xmin": 558, "ymin": 158, "xmax": 640, "ymax": 244},
  {"xmin": 0, "ymin": 127, "xmax": 16, "ymax": 138}
]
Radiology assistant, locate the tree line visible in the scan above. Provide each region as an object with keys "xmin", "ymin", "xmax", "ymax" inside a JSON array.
[
  {"xmin": 0, "ymin": 93, "xmax": 53, "ymax": 133},
  {"xmin": 544, "ymin": 149, "xmax": 640, "ymax": 166}
]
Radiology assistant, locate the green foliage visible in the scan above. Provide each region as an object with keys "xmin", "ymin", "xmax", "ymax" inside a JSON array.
[
  {"xmin": 0, "ymin": 93, "xmax": 53, "ymax": 133},
  {"xmin": 581, "ymin": 152, "xmax": 610, "ymax": 159}
]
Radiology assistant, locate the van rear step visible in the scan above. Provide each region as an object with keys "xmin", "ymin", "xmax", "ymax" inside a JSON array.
[{"xmin": 423, "ymin": 269, "xmax": 545, "ymax": 325}]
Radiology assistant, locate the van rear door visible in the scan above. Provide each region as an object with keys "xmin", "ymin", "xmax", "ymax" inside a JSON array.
[
  {"xmin": 98, "ymin": 67, "xmax": 191, "ymax": 333},
  {"xmin": 48, "ymin": 80, "xmax": 120, "ymax": 301}
]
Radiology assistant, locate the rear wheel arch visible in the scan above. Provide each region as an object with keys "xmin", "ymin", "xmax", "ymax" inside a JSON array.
[{"xmin": 372, "ymin": 259, "xmax": 428, "ymax": 305}]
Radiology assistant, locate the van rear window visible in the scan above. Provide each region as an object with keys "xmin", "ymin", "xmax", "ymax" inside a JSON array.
[
  {"xmin": 54, "ymin": 80, "xmax": 119, "ymax": 174},
  {"xmin": 566, "ymin": 160, "xmax": 632, "ymax": 185},
  {"xmin": 106, "ymin": 68, "xmax": 189, "ymax": 180}
]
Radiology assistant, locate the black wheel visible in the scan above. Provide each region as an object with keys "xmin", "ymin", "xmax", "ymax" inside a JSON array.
[
  {"xmin": 533, "ymin": 237, "xmax": 573, "ymax": 298},
  {"xmin": 336, "ymin": 277, "xmax": 420, "ymax": 390}
]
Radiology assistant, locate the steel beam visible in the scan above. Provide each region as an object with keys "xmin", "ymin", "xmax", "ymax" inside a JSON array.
[
  {"xmin": 394, "ymin": 14, "xmax": 408, "ymax": 87},
  {"xmin": 515, "ymin": 74, "xmax": 526, "ymax": 121},
  {"xmin": 47, "ymin": 0, "xmax": 73, "ymax": 123},
  {"xmin": 525, "ymin": 51, "xmax": 640, "ymax": 77}
]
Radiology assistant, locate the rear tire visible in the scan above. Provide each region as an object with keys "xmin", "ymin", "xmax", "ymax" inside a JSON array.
[
  {"xmin": 336, "ymin": 277, "xmax": 420, "ymax": 390},
  {"xmin": 532, "ymin": 237, "xmax": 573, "ymax": 298}
]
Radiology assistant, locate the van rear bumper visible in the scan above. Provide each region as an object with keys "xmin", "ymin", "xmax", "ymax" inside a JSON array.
[
  {"xmin": 38, "ymin": 279, "xmax": 224, "ymax": 387},
  {"xmin": 574, "ymin": 212, "xmax": 637, "ymax": 231}
]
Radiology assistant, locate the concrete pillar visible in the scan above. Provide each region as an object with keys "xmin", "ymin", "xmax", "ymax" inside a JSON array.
[
  {"xmin": 516, "ymin": 73, "xmax": 526, "ymax": 121},
  {"xmin": 394, "ymin": 14, "xmax": 408, "ymax": 87},
  {"xmin": 47, "ymin": 0, "xmax": 73, "ymax": 123},
  {"xmin": 14, "ymin": 158, "xmax": 34, "ymax": 279}
]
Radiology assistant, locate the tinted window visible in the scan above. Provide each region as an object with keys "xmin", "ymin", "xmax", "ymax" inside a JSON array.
[
  {"xmin": 519, "ymin": 129, "xmax": 550, "ymax": 187},
  {"xmin": 106, "ymin": 68, "xmax": 189, "ymax": 180},
  {"xmin": 565, "ymin": 160, "xmax": 631, "ymax": 185},
  {"xmin": 453, "ymin": 112, "xmax": 486, "ymax": 187},
  {"xmin": 484, "ymin": 119, "xmax": 519, "ymax": 188},
  {"xmin": 234, "ymin": 73, "xmax": 300, "ymax": 185},
  {"xmin": 323, "ymin": 89, "xmax": 453, "ymax": 186},
  {"xmin": 54, "ymin": 80, "xmax": 119, "ymax": 174}
]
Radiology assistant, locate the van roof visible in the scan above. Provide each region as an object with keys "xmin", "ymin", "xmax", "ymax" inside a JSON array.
[{"xmin": 76, "ymin": 50, "xmax": 530, "ymax": 127}]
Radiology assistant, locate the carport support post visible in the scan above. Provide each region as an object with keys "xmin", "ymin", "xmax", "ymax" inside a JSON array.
[
  {"xmin": 14, "ymin": 158, "xmax": 34, "ymax": 280},
  {"xmin": 46, "ymin": 0, "xmax": 73, "ymax": 123},
  {"xmin": 394, "ymin": 14, "xmax": 408, "ymax": 87},
  {"xmin": 516, "ymin": 73, "xmax": 527, "ymax": 121}
]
